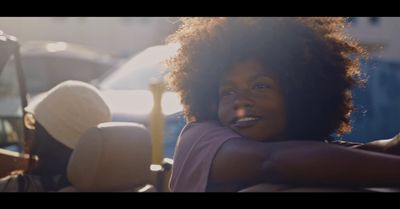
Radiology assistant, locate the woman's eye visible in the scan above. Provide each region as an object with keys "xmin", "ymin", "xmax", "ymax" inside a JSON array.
[
  {"xmin": 252, "ymin": 83, "xmax": 270, "ymax": 90},
  {"xmin": 219, "ymin": 89, "xmax": 236, "ymax": 97}
]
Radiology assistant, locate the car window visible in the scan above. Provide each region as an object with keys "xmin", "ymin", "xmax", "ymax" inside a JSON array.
[{"xmin": 0, "ymin": 54, "xmax": 24, "ymax": 152}]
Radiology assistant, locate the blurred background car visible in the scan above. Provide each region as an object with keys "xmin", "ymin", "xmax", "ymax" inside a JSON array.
[
  {"xmin": 0, "ymin": 40, "xmax": 121, "ymax": 152},
  {"xmin": 93, "ymin": 43, "xmax": 185, "ymax": 158},
  {"xmin": 19, "ymin": 40, "xmax": 120, "ymax": 95}
]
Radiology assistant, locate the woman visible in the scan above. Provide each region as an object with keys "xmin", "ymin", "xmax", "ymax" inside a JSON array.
[{"xmin": 166, "ymin": 17, "xmax": 400, "ymax": 192}]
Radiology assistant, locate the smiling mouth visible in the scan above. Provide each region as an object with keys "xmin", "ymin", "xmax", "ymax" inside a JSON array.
[{"xmin": 231, "ymin": 116, "xmax": 261, "ymax": 128}]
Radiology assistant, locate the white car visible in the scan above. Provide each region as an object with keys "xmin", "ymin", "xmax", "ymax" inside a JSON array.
[{"xmin": 94, "ymin": 43, "xmax": 185, "ymax": 158}]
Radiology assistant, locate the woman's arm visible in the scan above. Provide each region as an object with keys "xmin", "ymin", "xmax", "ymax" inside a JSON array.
[
  {"xmin": 355, "ymin": 133, "xmax": 400, "ymax": 156},
  {"xmin": 209, "ymin": 137, "xmax": 400, "ymax": 188}
]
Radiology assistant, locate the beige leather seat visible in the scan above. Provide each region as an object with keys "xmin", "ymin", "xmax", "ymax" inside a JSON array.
[{"xmin": 60, "ymin": 122, "xmax": 155, "ymax": 192}]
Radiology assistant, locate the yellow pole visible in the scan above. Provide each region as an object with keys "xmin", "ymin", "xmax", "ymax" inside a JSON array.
[{"xmin": 149, "ymin": 80, "xmax": 165, "ymax": 165}]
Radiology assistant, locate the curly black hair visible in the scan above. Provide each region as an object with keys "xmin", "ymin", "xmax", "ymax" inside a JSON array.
[{"xmin": 166, "ymin": 17, "xmax": 366, "ymax": 140}]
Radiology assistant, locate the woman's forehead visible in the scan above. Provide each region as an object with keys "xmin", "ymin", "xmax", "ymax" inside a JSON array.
[{"xmin": 220, "ymin": 60, "xmax": 276, "ymax": 84}]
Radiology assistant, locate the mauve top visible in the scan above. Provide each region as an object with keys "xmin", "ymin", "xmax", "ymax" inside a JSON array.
[{"xmin": 169, "ymin": 120, "xmax": 241, "ymax": 192}]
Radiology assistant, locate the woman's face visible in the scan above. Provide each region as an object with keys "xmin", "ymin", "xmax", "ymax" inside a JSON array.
[{"xmin": 218, "ymin": 60, "xmax": 287, "ymax": 141}]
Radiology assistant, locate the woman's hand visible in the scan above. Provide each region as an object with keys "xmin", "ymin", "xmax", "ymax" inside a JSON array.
[{"xmin": 356, "ymin": 133, "xmax": 400, "ymax": 156}]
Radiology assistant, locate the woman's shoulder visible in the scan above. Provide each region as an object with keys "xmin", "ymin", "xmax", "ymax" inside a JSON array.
[
  {"xmin": 184, "ymin": 120, "xmax": 221, "ymax": 129},
  {"xmin": 182, "ymin": 120, "xmax": 239, "ymax": 138},
  {"xmin": 177, "ymin": 120, "xmax": 241, "ymax": 147}
]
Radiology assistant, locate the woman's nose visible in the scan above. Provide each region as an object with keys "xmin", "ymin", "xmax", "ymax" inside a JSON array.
[{"xmin": 233, "ymin": 91, "xmax": 254, "ymax": 110}]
